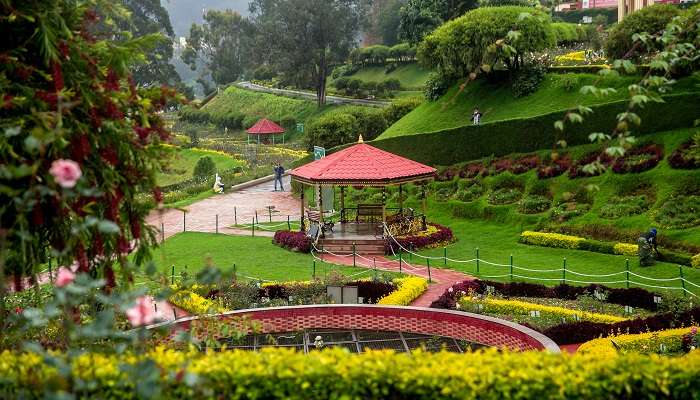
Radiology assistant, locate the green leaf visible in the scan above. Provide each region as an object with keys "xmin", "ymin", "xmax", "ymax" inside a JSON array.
[
  {"xmin": 98, "ymin": 220, "xmax": 121, "ymax": 235},
  {"xmin": 554, "ymin": 121, "xmax": 564, "ymax": 131}
]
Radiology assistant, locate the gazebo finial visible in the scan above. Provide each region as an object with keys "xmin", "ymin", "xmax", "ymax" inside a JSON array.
[{"xmin": 358, "ymin": 135, "xmax": 364, "ymax": 143}]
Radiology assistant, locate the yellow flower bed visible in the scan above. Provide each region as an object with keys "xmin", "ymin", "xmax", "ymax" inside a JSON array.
[
  {"xmin": 692, "ymin": 253, "xmax": 700, "ymax": 268},
  {"xmin": 260, "ymin": 280, "xmax": 314, "ymax": 288},
  {"xmin": 169, "ymin": 288, "xmax": 226, "ymax": 315},
  {"xmin": 613, "ymin": 243, "xmax": 638, "ymax": 256},
  {"xmin": 378, "ymin": 277, "xmax": 428, "ymax": 306},
  {"xmin": 555, "ymin": 50, "xmax": 585, "ymax": 63},
  {"xmin": 519, "ymin": 231, "xmax": 585, "ymax": 249},
  {"xmin": 266, "ymin": 146, "xmax": 309, "ymax": 159},
  {"xmin": 579, "ymin": 327, "xmax": 697, "ymax": 357},
  {"xmin": 460, "ymin": 296, "xmax": 627, "ymax": 324},
  {"xmin": 2, "ymin": 347, "xmax": 700, "ymax": 398}
]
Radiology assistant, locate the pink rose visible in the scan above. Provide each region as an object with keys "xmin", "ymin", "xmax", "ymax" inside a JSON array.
[
  {"xmin": 49, "ymin": 159, "xmax": 82, "ymax": 188},
  {"xmin": 55, "ymin": 267, "xmax": 75, "ymax": 287},
  {"xmin": 126, "ymin": 296, "xmax": 156, "ymax": 327}
]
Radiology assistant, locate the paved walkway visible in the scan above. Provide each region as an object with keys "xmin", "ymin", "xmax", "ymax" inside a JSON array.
[
  {"xmin": 147, "ymin": 175, "xmax": 296, "ymax": 240},
  {"xmin": 319, "ymin": 254, "xmax": 474, "ymax": 307}
]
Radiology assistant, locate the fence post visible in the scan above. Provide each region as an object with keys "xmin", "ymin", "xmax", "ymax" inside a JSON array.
[
  {"xmin": 268, "ymin": 206, "xmax": 272, "ymax": 222},
  {"xmin": 625, "ymin": 259, "xmax": 630, "ymax": 289},
  {"xmin": 313, "ymin": 260, "xmax": 316, "ymax": 279},
  {"xmin": 234, "ymin": 206, "xmax": 238, "ymax": 226},
  {"xmin": 427, "ymin": 259, "xmax": 432, "ymax": 283},
  {"xmin": 399, "ymin": 252, "xmax": 402, "ymax": 274},
  {"xmin": 562, "ymin": 258, "xmax": 567, "ymax": 285},
  {"xmin": 353, "ymin": 242, "xmax": 356, "ymax": 267},
  {"xmin": 255, "ymin": 210, "xmax": 259, "ymax": 225},
  {"xmin": 216, "ymin": 214, "xmax": 219, "ymax": 234},
  {"xmin": 173, "ymin": 309, "xmax": 177, "ymax": 320},
  {"xmin": 161, "ymin": 223, "xmax": 165, "ymax": 243},
  {"xmin": 287, "ymin": 215, "xmax": 291, "ymax": 230},
  {"xmin": 171, "ymin": 265, "xmax": 175, "ymax": 285},
  {"xmin": 252, "ymin": 218, "xmax": 255, "ymax": 237},
  {"xmin": 183, "ymin": 211, "xmax": 186, "ymax": 232},
  {"xmin": 509, "ymin": 255, "xmax": 513, "ymax": 281},
  {"xmin": 476, "ymin": 248, "xmax": 480, "ymax": 274},
  {"xmin": 680, "ymin": 266, "xmax": 687, "ymax": 297},
  {"xmin": 444, "ymin": 247, "xmax": 447, "ymax": 266}
]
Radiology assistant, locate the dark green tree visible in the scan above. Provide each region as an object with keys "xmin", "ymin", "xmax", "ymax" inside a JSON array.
[
  {"xmin": 398, "ymin": 0, "xmax": 478, "ymax": 44},
  {"xmin": 182, "ymin": 10, "xmax": 255, "ymax": 90},
  {"xmin": 250, "ymin": 0, "xmax": 370, "ymax": 106}
]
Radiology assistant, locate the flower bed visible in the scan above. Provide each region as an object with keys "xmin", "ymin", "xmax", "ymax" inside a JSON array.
[
  {"xmin": 3, "ymin": 348, "xmax": 700, "ymax": 398},
  {"xmin": 385, "ymin": 223, "xmax": 454, "ymax": 254},
  {"xmin": 460, "ymin": 162, "xmax": 488, "ymax": 178},
  {"xmin": 261, "ymin": 280, "xmax": 396, "ymax": 305},
  {"xmin": 668, "ymin": 141, "xmax": 700, "ymax": 169},
  {"xmin": 510, "ymin": 154, "xmax": 540, "ymax": 174},
  {"xmin": 520, "ymin": 231, "xmax": 645, "ymax": 259},
  {"xmin": 273, "ymin": 230, "xmax": 311, "ymax": 253},
  {"xmin": 377, "ymin": 277, "xmax": 428, "ymax": 306},
  {"xmin": 654, "ymin": 196, "xmax": 700, "ymax": 229},
  {"xmin": 458, "ymin": 296, "xmax": 627, "ymax": 324},
  {"xmin": 598, "ymin": 194, "xmax": 652, "ymax": 219},
  {"xmin": 518, "ymin": 195, "xmax": 551, "ymax": 214},
  {"xmin": 537, "ymin": 155, "xmax": 571, "ymax": 179},
  {"xmin": 578, "ymin": 327, "xmax": 698, "ymax": 357},
  {"xmin": 568, "ymin": 151, "xmax": 614, "ymax": 178},
  {"xmin": 612, "ymin": 144, "xmax": 664, "ymax": 174},
  {"xmin": 170, "ymin": 287, "xmax": 226, "ymax": 315}
]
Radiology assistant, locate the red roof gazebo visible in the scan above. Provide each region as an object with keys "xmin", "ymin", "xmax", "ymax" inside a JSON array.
[
  {"xmin": 246, "ymin": 118, "xmax": 286, "ymax": 144},
  {"xmin": 290, "ymin": 136, "xmax": 436, "ymax": 235}
]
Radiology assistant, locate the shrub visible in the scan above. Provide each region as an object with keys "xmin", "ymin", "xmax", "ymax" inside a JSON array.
[
  {"xmin": 488, "ymin": 188, "xmax": 522, "ymax": 205},
  {"xmin": 604, "ymin": 4, "xmax": 682, "ymax": 60},
  {"xmin": 551, "ymin": 22, "xmax": 581, "ymax": 45},
  {"xmin": 654, "ymin": 196, "xmax": 700, "ymax": 229},
  {"xmin": 333, "ymin": 77, "xmax": 350, "ymax": 90},
  {"xmin": 423, "ymin": 72, "xmax": 452, "ymax": 101},
  {"xmin": 385, "ymin": 223, "xmax": 454, "ymax": 253},
  {"xmin": 377, "ymin": 277, "xmax": 428, "ymax": 305},
  {"xmin": 455, "ymin": 183, "xmax": 485, "ymax": 202},
  {"xmin": 519, "ymin": 231, "xmax": 585, "ymax": 249},
  {"xmin": 280, "ymin": 115, "xmax": 297, "ymax": 130},
  {"xmin": 692, "ymin": 254, "xmax": 700, "ymax": 269},
  {"xmin": 193, "ymin": 156, "xmax": 216, "ymax": 178},
  {"xmin": 350, "ymin": 280, "xmax": 397, "ymax": 304},
  {"xmin": 611, "ymin": 144, "xmax": 664, "ymax": 174},
  {"xmin": 383, "ymin": 78, "xmax": 402, "ymax": 91},
  {"xmin": 460, "ymin": 296, "xmax": 627, "ymax": 324},
  {"xmin": 419, "ymin": 6, "xmax": 555, "ymax": 78},
  {"xmin": 578, "ymin": 327, "xmax": 698, "ymax": 357},
  {"xmin": 511, "ymin": 63, "xmax": 547, "ymax": 98},
  {"xmin": 169, "ymin": 287, "xmax": 225, "ymax": 314},
  {"xmin": 273, "ymin": 230, "xmax": 311, "ymax": 253},
  {"xmin": 598, "ymin": 195, "xmax": 651, "ymax": 219},
  {"xmin": 668, "ymin": 141, "xmax": 700, "ymax": 169},
  {"xmin": 518, "ymin": 195, "xmax": 551, "ymax": 214},
  {"xmin": 383, "ymin": 97, "xmax": 422, "ymax": 126},
  {"xmin": 613, "ymin": 243, "xmax": 639, "ymax": 256}
]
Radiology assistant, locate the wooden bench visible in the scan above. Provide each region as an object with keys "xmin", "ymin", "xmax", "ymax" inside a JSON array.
[
  {"xmin": 306, "ymin": 210, "xmax": 334, "ymax": 237},
  {"xmin": 356, "ymin": 204, "xmax": 383, "ymax": 222}
]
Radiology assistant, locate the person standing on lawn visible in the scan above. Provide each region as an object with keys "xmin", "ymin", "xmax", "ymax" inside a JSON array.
[
  {"xmin": 471, "ymin": 107, "xmax": 482, "ymax": 125},
  {"xmin": 273, "ymin": 163, "xmax": 285, "ymax": 191}
]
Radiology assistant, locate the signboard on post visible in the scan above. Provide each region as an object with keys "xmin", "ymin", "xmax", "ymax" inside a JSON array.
[
  {"xmin": 296, "ymin": 123, "xmax": 305, "ymax": 133},
  {"xmin": 313, "ymin": 146, "xmax": 325, "ymax": 160}
]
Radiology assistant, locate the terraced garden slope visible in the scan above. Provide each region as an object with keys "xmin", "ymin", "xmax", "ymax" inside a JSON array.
[{"xmin": 331, "ymin": 63, "xmax": 431, "ymax": 91}]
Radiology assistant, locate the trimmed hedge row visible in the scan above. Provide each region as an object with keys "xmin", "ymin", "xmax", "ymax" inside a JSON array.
[
  {"xmin": 372, "ymin": 92, "xmax": 700, "ymax": 166},
  {"xmin": 3, "ymin": 349, "xmax": 700, "ymax": 399}
]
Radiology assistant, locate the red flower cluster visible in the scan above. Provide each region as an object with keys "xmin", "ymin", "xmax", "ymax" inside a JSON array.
[
  {"xmin": 273, "ymin": 230, "xmax": 311, "ymax": 253},
  {"xmin": 510, "ymin": 154, "xmax": 540, "ymax": 174},
  {"xmin": 460, "ymin": 162, "xmax": 488, "ymax": 178},
  {"xmin": 385, "ymin": 223, "xmax": 453, "ymax": 254},
  {"xmin": 611, "ymin": 144, "xmax": 664, "ymax": 174},
  {"xmin": 668, "ymin": 141, "xmax": 700, "ymax": 170},
  {"xmin": 568, "ymin": 151, "xmax": 614, "ymax": 178},
  {"xmin": 537, "ymin": 155, "xmax": 571, "ymax": 179}
]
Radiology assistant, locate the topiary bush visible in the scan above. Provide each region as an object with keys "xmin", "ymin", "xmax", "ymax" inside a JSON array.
[{"xmin": 193, "ymin": 156, "xmax": 216, "ymax": 178}]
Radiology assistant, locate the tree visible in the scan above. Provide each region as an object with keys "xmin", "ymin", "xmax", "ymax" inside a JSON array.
[
  {"xmin": 604, "ymin": 4, "xmax": 682, "ymax": 61},
  {"xmin": 250, "ymin": 0, "xmax": 370, "ymax": 106},
  {"xmin": 418, "ymin": 6, "xmax": 554, "ymax": 78},
  {"xmin": 378, "ymin": 0, "xmax": 405, "ymax": 45},
  {"xmin": 0, "ymin": 0, "xmax": 180, "ymax": 299},
  {"xmin": 398, "ymin": 0, "xmax": 478, "ymax": 44},
  {"xmin": 119, "ymin": 0, "xmax": 182, "ymax": 87},
  {"xmin": 182, "ymin": 10, "xmax": 254, "ymax": 89},
  {"xmin": 193, "ymin": 156, "xmax": 216, "ymax": 178}
]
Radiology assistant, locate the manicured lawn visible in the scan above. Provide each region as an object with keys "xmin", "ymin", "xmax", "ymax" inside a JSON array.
[
  {"xmin": 333, "ymin": 63, "xmax": 431, "ymax": 91},
  {"xmin": 157, "ymin": 147, "xmax": 245, "ymax": 186},
  {"xmin": 150, "ymin": 232, "xmax": 386, "ymax": 282},
  {"xmin": 380, "ymin": 72, "xmax": 700, "ymax": 138}
]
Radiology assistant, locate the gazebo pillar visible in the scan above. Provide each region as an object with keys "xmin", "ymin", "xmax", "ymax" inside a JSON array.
[
  {"xmin": 340, "ymin": 186, "xmax": 346, "ymax": 223},
  {"xmin": 300, "ymin": 184, "xmax": 306, "ymax": 232},
  {"xmin": 381, "ymin": 187, "xmax": 387, "ymax": 226}
]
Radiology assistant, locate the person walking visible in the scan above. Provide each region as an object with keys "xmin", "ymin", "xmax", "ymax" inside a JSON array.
[
  {"xmin": 471, "ymin": 107, "xmax": 482, "ymax": 125},
  {"xmin": 273, "ymin": 163, "xmax": 285, "ymax": 191}
]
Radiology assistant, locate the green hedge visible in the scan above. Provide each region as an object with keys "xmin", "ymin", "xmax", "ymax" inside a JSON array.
[
  {"xmin": 2, "ymin": 348, "xmax": 700, "ymax": 399},
  {"xmin": 553, "ymin": 8, "xmax": 618, "ymax": 24},
  {"xmin": 371, "ymin": 92, "xmax": 700, "ymax": 166}
]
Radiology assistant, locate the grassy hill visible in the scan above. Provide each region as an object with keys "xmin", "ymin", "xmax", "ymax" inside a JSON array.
[
  {"xmin": 332, "ymin": 63, "xmax": 431, "ymax": 91},
  {"xmin": 380, "ymin": 73, "xmax": 700, "ymax": 139},
  {"xmin": 157, "ymin": 146, "xmax": 245, "ymax": 187}
]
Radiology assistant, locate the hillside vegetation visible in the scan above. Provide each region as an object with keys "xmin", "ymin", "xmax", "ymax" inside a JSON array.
[
  {"xmin": 380, "ymin": 73, "xmax": 700, "ymax": 139},
  {"xmin": 331, "ymin": 63, "xmax": 431, "ymax": 91}
]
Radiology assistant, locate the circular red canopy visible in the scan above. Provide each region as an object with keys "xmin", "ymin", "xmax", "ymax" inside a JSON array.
[
  {"xmin": 246, "ymin": 118, "xmax": 285, "ymax": 135},
  {"xmin": 291, "ymin": 142, "xmax": 436, "ymax": 186}
]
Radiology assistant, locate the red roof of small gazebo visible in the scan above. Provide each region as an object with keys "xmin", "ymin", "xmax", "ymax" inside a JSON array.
[
  {"xmin": 246, "ymin": 118, "xmax": 285, "ymax": 135},
  {"xmin": 291, "ymin": 139, "xmax": 436, "ymax": 186}
]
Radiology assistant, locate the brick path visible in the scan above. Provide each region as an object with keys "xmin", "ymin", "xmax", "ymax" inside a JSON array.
[
  {"xmin": 147, "ymin": 175, "xmax": 296, "ymax": 240},
  {"xmin": 319, "ymin": 254, "xmax": 474, "ymax": 307}
]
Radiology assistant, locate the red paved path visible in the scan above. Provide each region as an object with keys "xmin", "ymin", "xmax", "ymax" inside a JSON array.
[{"xmin": 319, "ymin": 254, "xmax": 474, "ymax": 307}]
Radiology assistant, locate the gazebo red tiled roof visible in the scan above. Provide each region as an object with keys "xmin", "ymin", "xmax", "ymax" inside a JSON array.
[
  {"xmin": 291, "ymin": 141, "xmax": 436, "ymax": 186},
  {"xmin": 246, "ymin": 118, "xmax": 285, "ymax": 135}
]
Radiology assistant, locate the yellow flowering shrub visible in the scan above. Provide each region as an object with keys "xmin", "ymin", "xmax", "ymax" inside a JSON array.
[
  {"xmin": 460, "ymin": 296, "xmax": 627, "ymax": 324},
  {"xmin": 555, "ymin": 50, "xmax": 585, "ymax": 63},
  {"xmin": 169, "ymin": 288, "xmax": 226, "ymax": 315},
  {"xmin": 692, "ymin": 253, "xmax": 700, "ymax": 269},
  {"xmin": 578, "ymin": 327, "xmax": 697, "ymax": 358},
  {"xmin": 519, "ymin": 231, "xmax": 585, "ymax": 249},
  {"xmin": 613, "ymin": 243, "xmax": 638, "ymax": 256},
  {"xmin": 378, "ymin": 277, "xmax": 428, "ymax": 306},
  {"xmin": 2, "ymin": 348, "xmax": 700, "ymax": 398}
]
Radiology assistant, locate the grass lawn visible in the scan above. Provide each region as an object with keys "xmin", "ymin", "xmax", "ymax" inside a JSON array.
[
  {"xmin": 380, "ymin": 72, "xmax": 700, "ymax": 139},
  {"xmin": 331, "ymin": 64, "xmax": 431, "ymax": 91},
  {"xmin": 150, "ymin": 232, "xmax": 390, "ymax": 282},
  {"xmin": 158, "ymin": 147, "xmax": 245, "ymax": 186}
]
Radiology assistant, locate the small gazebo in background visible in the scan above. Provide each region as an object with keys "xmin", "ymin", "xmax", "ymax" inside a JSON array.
[
  {"xmin": 246, "ymin": 118, "xmax": 285, "ymax": 145},
  {"xmin": 290, "ymin": 136, "xmax": 436, "ymax": 255}
]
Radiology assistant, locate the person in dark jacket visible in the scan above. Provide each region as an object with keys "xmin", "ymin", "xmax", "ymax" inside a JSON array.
[
  {"xmin": 273, "ymin": 163, "xmax": 285, "ymax": 191},
  {"xmin": 637, "ymin": 228, "xmax": 658, "ymax": 266}
]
